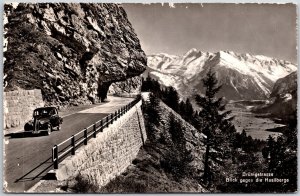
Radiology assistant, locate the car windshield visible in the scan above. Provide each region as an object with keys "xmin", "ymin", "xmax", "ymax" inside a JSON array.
[{"xmin": 33, "ymin": 108, "xmax": 55, "ymax": 117}]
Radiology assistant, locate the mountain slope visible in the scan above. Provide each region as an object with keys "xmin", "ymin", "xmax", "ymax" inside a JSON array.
[
  {"xmin": 147, "ymin": 49, "xmax": 296, "ymax": 100},
  {"xmin": 99, "ymin": 96, "xmax": 207, "ymax": 193},
  {"xmin": 253, "ymin": 71, "xmax": 297, "ymax": 122},
  {"xmin": 270, "ymin": 71, "xmax": 297, "ymax": 98}
]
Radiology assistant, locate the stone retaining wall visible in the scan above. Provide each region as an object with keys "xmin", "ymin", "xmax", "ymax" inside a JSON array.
[
  {"xmin": 55, "ymin": 100, "xmax": 147, "ymax": 189},
  {"xmin": 3, "ymin": 89, "xmax": 44, "ymax": 129}
]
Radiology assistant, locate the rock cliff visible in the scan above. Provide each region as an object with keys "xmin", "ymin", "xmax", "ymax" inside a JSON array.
[
  {"xmin": 4, "ymin": 3, "xmax": 146, "ymax": 106},
  {"xmin": 108, "ymin": 76, "xmax": 142, "ymax": 96}
]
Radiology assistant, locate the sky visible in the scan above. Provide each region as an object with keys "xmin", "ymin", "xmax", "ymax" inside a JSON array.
[{"xmin": 122, "ymin": 3, "xmax": 297, "ymax": 63}]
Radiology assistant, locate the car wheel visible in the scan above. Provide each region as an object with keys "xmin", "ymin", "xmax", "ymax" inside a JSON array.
[{"xmin": 24, "ymin": 123, "xmax": 32, "ymax": 132}]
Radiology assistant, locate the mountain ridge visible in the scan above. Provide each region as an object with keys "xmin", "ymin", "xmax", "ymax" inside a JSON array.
[{"xmin": 147, "ymin": 49, "xmax": 296, "ymax": 100}]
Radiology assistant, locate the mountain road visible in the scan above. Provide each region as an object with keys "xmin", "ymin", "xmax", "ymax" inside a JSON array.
[{"xmin": 4, "ymin": 96, "xmax": 135, "ymax": 192}]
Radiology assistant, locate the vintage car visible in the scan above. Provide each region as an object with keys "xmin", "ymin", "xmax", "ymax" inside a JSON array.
[{"xmin": 24, "ymin": 107, "xmax": 63, "ymax": 135}]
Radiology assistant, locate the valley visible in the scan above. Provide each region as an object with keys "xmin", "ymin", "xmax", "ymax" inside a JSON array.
[
  {"xmin": 227, "ymin": 101, "xmax": 285, "ymax": 140},
  {"xmin": 146, "ymin": 48, "xmax": 297, "ymax": 141}
]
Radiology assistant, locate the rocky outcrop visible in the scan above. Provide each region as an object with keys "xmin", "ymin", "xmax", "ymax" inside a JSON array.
[
  {"xmin": 4, "ymin": 3, "xmax": 146, "ymax": 106},
  {"xmin": 108, "ymin": 75, "xmax": 142, "ymax": 96}
]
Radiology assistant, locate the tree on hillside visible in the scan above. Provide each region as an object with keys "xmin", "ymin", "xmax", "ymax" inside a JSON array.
[
  {"xmin": 261, "ymin": 134, "xmax": 297, "ymax": 192},
  {"xmin": 162, "ymin": 86, "xmax": 180, "ymax": 112},
  {"xmin": 141, "ymin": 74, "xmax": 161, "ymax": 95},
  {"xmin": 185, "ymin": 98, "xmax": 194, "ymax": 117},
  {"xmin": 168, "ymin": 113, "xmax": 186, "ymax": 151},
  {"xmin": 161, "ymin": 113, "xmax": 193, "ymax": 181},
  {"xmin": 194, "ymin": 69, "xmax": 234, "ymax": 186},
  {"xmin": 141, "ymin": 74, "xmax": 152, "ymax": 92},
  {"xmin": 178, "ymin": 98, "xmax": 194, "ymax": 121},
  {"xmin": 141, "ymin": 92, "xmax": 161, "ymax": 141}
]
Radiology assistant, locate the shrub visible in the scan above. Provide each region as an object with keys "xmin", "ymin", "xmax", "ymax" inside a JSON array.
[{"xmin": 72, "ymin": 174, "xmax": 98, "ymax": 193}]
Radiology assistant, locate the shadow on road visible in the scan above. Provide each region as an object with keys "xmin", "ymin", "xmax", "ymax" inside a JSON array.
[
  {"xmin": 5, "ymin": 131, "xmax": 59, "ymax": 139},
  {"xmin": 15, "ymin": 156, "xmax": 54, "ymax": 183}
]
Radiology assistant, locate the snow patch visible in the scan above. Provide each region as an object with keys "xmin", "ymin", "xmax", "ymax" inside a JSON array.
[
  {"xmin": 11, "ymin": 2, "xmax": 19, "ymax": 9},
  {"xmin": 230, "ymin": 78, "xmax": 239, "ymax": 93},
  {"xmin": 253, "ymin": 76, "xmax": 270, "ymax": 95},
  {"xmin": 150, "ymin": 71, "xmax": 180, "ymax": 89},
  {"xmin": 282, "ymin": 93, "xmax": 292, "ymax": 102}
]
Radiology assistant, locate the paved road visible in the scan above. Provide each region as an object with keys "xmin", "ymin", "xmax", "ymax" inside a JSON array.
[{"xmin": 4, "ymin": 96, "xmax": 134, "ymax": 192}]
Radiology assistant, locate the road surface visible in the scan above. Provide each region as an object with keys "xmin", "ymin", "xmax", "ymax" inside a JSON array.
[{"xmin": 4, "ymin": 96, "xmax": 134, "ymax": 192}]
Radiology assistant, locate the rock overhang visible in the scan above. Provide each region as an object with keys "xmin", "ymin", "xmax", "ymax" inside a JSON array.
[{"xmin": 4, "ymin": 3, "xmax": 147, "ymax": 105}]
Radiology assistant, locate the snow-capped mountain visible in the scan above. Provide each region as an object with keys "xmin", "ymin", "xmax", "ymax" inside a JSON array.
[{"xmin": 147, "ymin": 49, "xmax": 297, "ymax": 100}]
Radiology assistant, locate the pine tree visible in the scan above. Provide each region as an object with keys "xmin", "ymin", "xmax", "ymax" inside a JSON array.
[
  {"xmin": 141, "ymin": 74, "xmax": 151, "ymax": 92},
  {"xmin": 184, "ymin": 98, "xmax": 194, "ymax": 118},
  {"xmin": 163, "ymin": 86, "xmax": 179, "ymax": 111},
  {"xmin": 147, "ymin": 92, "xmax": 161, "ymax": 125},
  {"xmin": 168, "ymin": 113, "xmax": 186, "ymax": 150},
  {"xmin": 162, "ymin": 113, "xmax": 193, "ymax": 180},
  {"xmin": 194, "ymin": 69, "xmax": 234, "ymax": 186},
  {"xmin": 141, "ymin": 92, "xmax": 161, "ymax": 141},
  {"xmin": 141, "ymin": 77, "xmax": 147, "ymax": 92},
  {"xmin": 262, "ymin": 134, "xmax": 297, "ymax": 192}
]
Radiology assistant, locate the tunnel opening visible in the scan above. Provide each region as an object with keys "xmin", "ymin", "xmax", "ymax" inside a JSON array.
[{"xmin": 97, "ymin": 81, "xmax": 112, "ymax": 102}]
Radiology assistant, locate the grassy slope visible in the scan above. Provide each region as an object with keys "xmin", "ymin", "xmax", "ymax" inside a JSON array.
[{"xmin": 99, "ymin": 100, "xmax": 207, "ymax": 193}]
